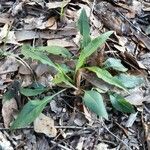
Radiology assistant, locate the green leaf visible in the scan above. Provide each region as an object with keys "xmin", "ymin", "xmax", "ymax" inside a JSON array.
[
  {"xmin": 53, "ymin": 72, "xmax": 76, "ymax": 89},
  {"xmin": 37, "ymin": 46, "xmax": 72, "ymax": 58},
  {"xmin": 104, "ymin": 58, "xmax": 128, "ymax": 72},
  {"xmin": 20, "ymin": 87, "xmax": 46, "ymax": 96},
  {"xmin": 3, "ymin": 90, "xmax": 14, "ymax": 101},
  {"xmin": 21, "ymin": 45, "xmax": 57, "ymax": 69},
  {"xmin": 86, "ymin": 66, "xmax": 127, "ymax": 91},
  {"xmin": 76, "ymin": 31, "xmax": 113, "ymax": 72},
  {"xmin": 109, "ymin": 93, "xmax": 135, "ymax": 113},
  {"xmin": 53, "ymin": 63, "xmax": 76, "ymax": 88},
  {"xmin": 83, "ymin": 90, "xmax": 108, "ymax": 119},
  {"xmin": 115, "ymin": 74, "xmax": 144, "ymax": 89},
  {"xmin": 10, "ymin": 90, "xmax": 65, "ymax": 129},
  {"xmin": 78, "ymin": 9, "xmax": 91, "ymax": 48},
  {"xmin": 59, "ymin": 64, "xmax": 73, "ymax": 74}
]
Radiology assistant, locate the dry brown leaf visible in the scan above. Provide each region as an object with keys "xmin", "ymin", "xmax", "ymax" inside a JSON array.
[
  {"xmin": 46, "ymin": 0, "xmax": 70, "ymax": 9},
  {"xmin": 78, "ymin": 4, "xmax": 91, "ymax": 17},
  {"xmin": 36, "ymin": 136, "xmax": 50, "ymax": 150},
  {"xmin": 47, "ymin": 39, "xmax": 75, "ymax": 47},
  {"xmin": 83, "ymin": 105, "xmax": 92, "ymax": 123},
  {"xmin": 120, "ymin": 0, "xmax": 142, "ymax": 18},
  {"xmin": 0, "ymin": 57, "xmax": 19, "ymax": 75},
  {"xmin": 46, "ymin": 17, "xmax": 57, "ymax": 29},
  {"xmin": 142, "ymin": 116, "xmax": 150, "ymax": 150},
  {"xmin": 143, "ymin": 95, "xmax": 150, "ymax": 104},
  {"xmin": 0, "ymin": 13, "xmax": 13, "ymax": 25},
  {"xmin": 0, "ymin": 24, "xmax": 9, "ymax": 39},
  {"xmin": 18, "ymin": 64, "xmax": 32, "ymax": 75},
  {"xmin": 90, "ymin": 13, "xmax": 102, "ymax": 29},
  {"xmin": 114, "ymin": 44, "xmax": 126, "ymax": 52},
  {"xmin": 125, "ymin": 88, "xmax": 145, "ymax": 106},
  {"xmin": 125, "ymin": 112, "xmax": 138, "ymax": 127},
  {"xmin": 15, "ymin": 29, "xmax": 77, "ymax": 41},
  {"xmin": 0, "ymin": 24, "xmax": 19, "ymax": 44},
  {"xmin": 21, "ymin": 75, "xmax": 33, "ymax": 87},
  {"xmin": 11, "ymin": 2, "xmax": 23, "ymax": 16},
  {"xmin": 37, "ymin": 74, "xmax": 54, "ymax": 87},
  {"xmin": 35, "ymin": 64, "xmax": 49, "ymax": 77},
  {"xmin": 2, "ymin": 98, "xmax": 18, "ymax": 128},
  {"xmin": 76, "ymin": 137, "xmax": 84, "ymax": 150},
  {"xmin": 133, "ymin": 30, "xmax": 150, "ymax": 50},
  {"xmin": 96, "ymin": 143, "xmax": 116, "ymax": 150},
  {"xmin": 27, "ymin": 0, "xmax": 45, "ymax": 7},
  {"xmin": 0, "ymin": 132, "xmax": 14, "ymax": 150},
  {"xmin": 139, "ymin": 53, "xmax": 150, "ymax": 70},
  {"xmin": 34, "ymin": 113, "xmax": 57, "ymax": 138}
]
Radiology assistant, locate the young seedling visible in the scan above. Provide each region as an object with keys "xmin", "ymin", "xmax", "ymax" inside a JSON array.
[{"xmin": 10, "ymin": 9, "xmax": 144, "ymax": 129}]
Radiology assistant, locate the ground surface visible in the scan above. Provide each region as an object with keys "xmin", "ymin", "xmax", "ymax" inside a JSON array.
[{"xmin": 0, "ymin": 0, "xmax": 150, "ymax": 150}]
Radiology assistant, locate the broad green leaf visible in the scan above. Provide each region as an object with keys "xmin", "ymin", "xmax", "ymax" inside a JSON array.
[
  {"xmin": 30, "ymin": 82, "xmax": 45, "ymax": 89},
  {"xmin": 53, "ymin": 72, "xmax": 76, "ymax": 89},
  {"xmin": 59, "ymin": 64, "xmax": 73, "ymax": 74},
  {"xmin": 20, "ymin": 87, "xmax": 46, "ymax": 96},
  {"xmin": 86, "ymin": 67, "xmax": 127, "ymax": 91},
  {"xmin": 109, "ymin": 93, "xmax": 135, "ymax": 113},
  {"xmin": 10, "ymin": 90, "xmax": 65, "ymax": 129},
  {"xmin": 3, "ymin": 90, "xmax": 14, "ymax": 101},
  {"xmin": 37, "ymin": 46, "xmax": 72, "ymax": 58},
  {"xmin": 3, "ymin": 80, "xmax": 20, "ymax": 101},
  {"xmin": 115, "ymin": 74, "xmax": 144, "ymax": 89},
  {"xmin": 75, "ymin": 31, "xmax": 113, "ymax": 72},
  {"xmin": 78, "ymin": 9, "xmax": 91, "ymax": 48},
  {"xmin": 83, "ymin": 90, "xmax": 108, "ymax": 119},
  {"xmin": 21, "ymin": 45, "xmax": 57, "ymax": 69},
  {"xmin": 104, "ymin": 58, "xmax": 128, "ymax": 72}
]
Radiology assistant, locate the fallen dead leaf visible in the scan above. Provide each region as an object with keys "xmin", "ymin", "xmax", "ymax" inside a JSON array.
[
  {"xmin": 96, "ymin": 143, "xmax": 116, "ymax": 150},
  {"xmin": 74, "ymin": 113, "xmax": 87, "ymax": 126},
  {"xmin": 0, "ymin": 24, "xmax": 9, "ymax": 39},
  {"xmin": 11, "ymin": 2, "xmax": 23, "ymax": 16},
  {"xmin": 83, "ymin": 105, "xmax": 92, "ymax": 123},
  {"xmin": 21, "ymin": 75, "xmax": 33, "ymax": 87},
  {"xmin": 15, "ymin": 29, "xmax": 77, "ymax": 41},
  {"xmin": 35, "ymin": 64, "xmax": 49, "ymax": 77},
  {"xmin": 0, "ymin": 131, "xmax": 14, "ymax": 150},
  {"xmin": 0, "ymin": 13, "xmax": 13, "ymax": 25},
  {"xmin": 0, "ymin": 56, "xmax": 19, "ymax": 75},
  {"xmin": 0, "ymin": 24, "xmax": 19, "ymax": 44},
  {"xmin": 34, "ymin": 113, "xmax": 57, "ymax": 138},
  {"xmin": 125, "ymin": 88, "xmax": 145, "ymax": 106},
  {"xmin": 76, "ymin": 137, "xmax": 84, "ymax": 150},
  {"xmin": 139, "ymin": 53, "xmax": 150, "ymax": 70},
  {"xmin": 37, "ymin": 74, "xmax": 54, "ymax": 88},
  {"xmin": 2, "ymin": 98, "xmax": 18, "ymax": 128},
  {"xmin": 125, "ymin": 112, "xmax": 138, "ymax": 127},
  {"xmin": 46, "ymin": 0, "xmax": 70, "ymax": 9},
  {"xmin": 47, "ymin": 38, "xmax": 75, "ymax": 47},
  {"xmin": 46, "ymin": 17, "xmax": 57, "ymax": 29},
  {"xmin": 142, "ymin": 114, "xmax": 150, "ymax": 150},
  {"xmin": 18, "ymin": 64, "xmax": 32, "ymax": 75}
]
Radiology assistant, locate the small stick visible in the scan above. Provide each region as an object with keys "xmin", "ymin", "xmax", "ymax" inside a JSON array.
[{"xmin": 50, "ymin": 140, "xmax": 71, "ymax": 150}]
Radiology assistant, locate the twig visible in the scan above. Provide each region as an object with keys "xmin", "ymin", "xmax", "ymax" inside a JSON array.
[
  {"xmin": 102, "ymin": 121, "xmax": 132, "ymax": 150},
  {"xmin": 62, "ymin": 99, "xmax": 132, "ymax": 150},
  {"xmin": 0, "ymin": 127, "xmax": 33, "ymax": 131},
  {"xmin": 98, "ymin": 139, "xmax": 116, "ymax": 146},
  {"xmin": 55, "ymin": 126, "xmax": 87, "ymax": 129},
  {"xmin": 50, "ymin": 140, "xmax": 71, "ymax": 150},
  {"xmin": 116, "ymin": 10, "xmax": 150, "ymax": 41}
]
